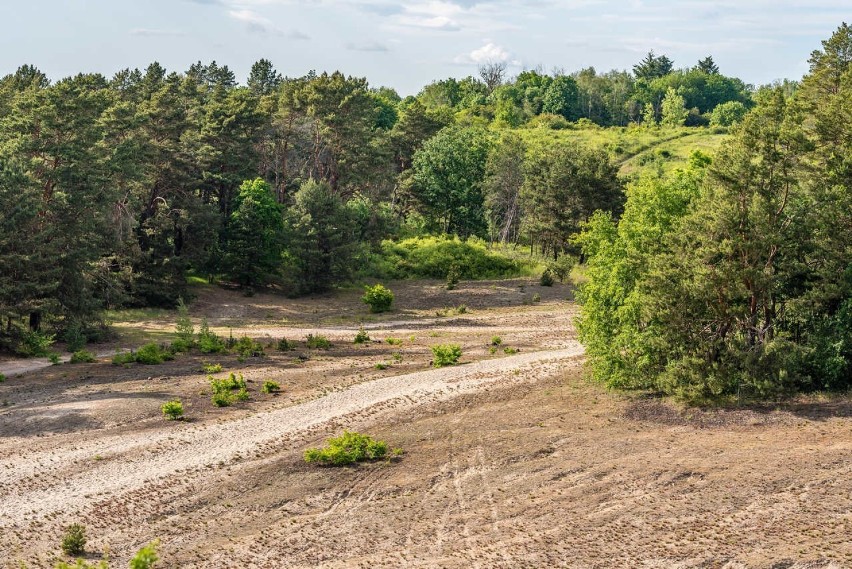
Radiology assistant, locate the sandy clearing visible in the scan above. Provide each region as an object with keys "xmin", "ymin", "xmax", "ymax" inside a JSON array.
[{"xmin": 0, "ymin": 342, "xmax": 584, "ymax": 528}]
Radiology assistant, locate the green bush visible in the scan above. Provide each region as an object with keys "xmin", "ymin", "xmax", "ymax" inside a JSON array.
[
  {"xmin": 375, "ymin": 362, "xmax": 389, "ymax": 370},
  {"xmin": 211, "ymin": 390, "xmax": 233, "ymax": 407},
  {"xmin": 161, "ymin": 400, "xmax": 184, "ymax": 420},
  {"xmin": 235, "ymin": 387, "xmax": 250, "ymax": 402},
  {"xmin": 306, "ymin": 334, "xmax": 332, "ymax": 349},
  {"xmin": 354, "ymin": 326, "xmax": 370, "ymax": 344},
  {"xmin": 386, "ymin": 337, "xmax": 403, "ymax": 346},
  {"xmin": 547, "ymin": 256, "xmax": 575, "ymax": 283},
  {"xmin": 0, "ymin": 373, "xmax": 6, "ymax": 383},
  {"xmin": 61, "ymin": 523, "xmax": 86, "ymax": 556},
  {"xmin": 490, "ymin": 336, "xmax": 502, "ymax": 346},
  {"xmin": 70, "ymin": 350, "xmax": 96, "ymax": 364},
  {"xmin": 172, "ymin": 298, "xmax": 195, "ymax": 352},
  {"xmin": 18, "ymin": 329, "xmax": 55, "ymax": 357},
  {"xmin": 532, "ymin": 293, "xmax": 542, "ymax": 303},
  {"xmin": 232, "ymin": 336, "xmax": 264, "ymax": 358},
  {"xmin": 198, "ymin": 319, "xmax": 225, "ymax": 354},
  {"xmin": 540, "ymin": 269, "xmax": 554, "ymax": 287},
  {"xmin": 304, "ymin": 431, "xmax": 389, "ymax": 466},
  {"xmin": 201, "ymin": 362, "xmax": 223, "ymax": 374},
  {"xmin": 362, "ymin": 284, "xmax": 394, "ymax": 313},
  {"xmin": 112, "ymin": 351, "xmax": 135, "ymax": 366},
  {"xmin": 446, "ymin": 263, "xmax": 460, "ymax": 290},
  {"xmin": 504, "ymin": 347, "xmax": 518, "ymax": 354},
  {"xmin": 261, "ymin": 380, "xmax": 280, "ymax": 394},
  {"xmin": 373, "ymin": 236, "xmax": 527, "ymax": 281},
  {"xmin": 48, "ymin": 352, "xmax": 61, "ymax": 365},
  {"xmin": 210, "ymin": 372, "xmax": 247, "ymax": 407},
  {"xmin": 277, "ymin": 337, "xmax": 294, "ymax": 351},
  {"xmin": 431, "ymin": 344, "xmax": 462, "ymax": 367},
  {"xmin": 135, "ymin": 343, "xmax": 168, "ymax": 365}
]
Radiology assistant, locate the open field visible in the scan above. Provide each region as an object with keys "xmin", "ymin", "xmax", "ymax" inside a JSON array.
[
  {"xmin": 517, "ymin": 125, "xmax": 729, "ymax": 178},
  {"xmin": 1, "ymin": 279, "xmax": 850, "ymax": 568}
]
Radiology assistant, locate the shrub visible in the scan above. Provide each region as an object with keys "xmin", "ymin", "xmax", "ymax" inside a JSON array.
[
  {"xmin": 211, "ymin": 390, "xmax": 233, "ymax": 407},
  {"xmin": 210, "ymin": 373, "xmax": 246, "ymax": 407},
  {"xmin": 61, "ymin": 523, "xmax": 86, "ymax": 556},
  {"xmin": 446, "ymin": 263, "xmax": 460, "ymax": 290},
  {"xmin": 375, "ymin": 362, "xmax": 389, "ymax": 370},
  {"xmin": 374, "ymin": 236, "xmax": 526, "ymax": 281},
  {"xmin": 48, "ymin": 352, "xmax": 61, "ymax": 365},
  {"xmin": 490, "ymin": 336, "xmax": 502, "ymax": 346},
  {"xmin": 547, "ymin": 256, "xmax": 575, "ymax": 283},
  {"xmin": 504, "ymin": 347, "xmax": 518, "ymax": 354},
  {"xmin": 232, "ymin": 336, "xmax": 264, "ymax": 358},
  {"xmin": 391, "ymin": 351, "xmax": 403, "ymax": 362},
  {"xmin": 198, "ymin": 319, "xmax": 226, "ymax": 354},
  {"xmin": 277, "ymin": 337, "xmax": 294, "ymax": 351},
  {"xmin": 112, "ymin": 351, "xmax": 135, "ymax": 366},
  {"xmin": 362, "ymin": 284, "xmax": 394, "ymax": 313},
  {"xmin": 129, "ymin": 540, "xmax": 160, "ymax": 569},
  {"xmin": 540, "ymin": 269, "xmax": 554, "ymax": 287},
  {"xmin": 201, "ymin": 362, "xmax": 223, "ymax": 374},
  {"xmin": 431, "ymin": 344, "xmax": 462, "ymax": 367},
  {"xmin": 304, "ymin": 431, "xmax": 389, "ymax": 466},
  {"xmin": 386, "ymin": 337, "xmax": 403, "ymax": 346},
  {"xmin": 172, "ymin": 298, "xmax": 195, "ymax": 352},
  {"xmin": 455, "ymin": 304, "xmax": 467, "ymax": 314},
  {"xmin": 70, "ymin": 350, "xmax": 96, "ymax": 364},
  {"xmin": 18, "ymin": 329, "xmax": 55, "ymax": 357},
  {"xmin": 306, "ymin": 334, "xmax": 332, "ymax": 349},
  {"xmin": 0, "ymin": 373, "xmax": 5, "ymax": 383},
  {"xmin": 161, "ymin": 400, "xmax": 184, "ymax": 420},
  {"xmin": 532, "ymin": 293, "xmax": 542, "ymax": 303},
  {"xmin": 261, "ymin": 380, "xmax": 280, "ymax": 394},
  {"xmin": 354, "ymin": 326, "xmax": 370, "ymax": 344},
  {"xmin": 135, "ymin": 343, "xmax": 167, "ymax": 365}
]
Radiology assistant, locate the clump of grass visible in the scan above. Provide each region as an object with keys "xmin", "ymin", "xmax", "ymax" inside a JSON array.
[
  {"xmin": 304, "ymin": 431, "xmax": 389, "ymax": 466},
  {"xmin": 539, "ymin": 269, "xmax": 554, "ymax": 287},
  {"xmin": 504, "ymin": 347, "xmax": 519, "ymax": 355},
  {"xmin": 69, "ymin": 350, "xmax": 95, "ymax": 364},
  {"xmin": 161, "ymin": 399, "xmax": 184, "ymax": 420},
  {"xmin": 391, "ymin": 351, "xmax": 403, "ymax": 362},
  {"xmin": 431, "ymin": 344, "xmax": 462, "ymax": 368},
  {"xmin": 277, "ymin": 337, "xmax": 294, "ymax": 351},
  {"xmin": 60, "ymin": 523, "xmax": 86, "ymax": 556},
  {"xmin": 306, "ymin": 334, "xmax": 332, "ymax": 349},
  {"xmin": 532, "ymin": 293, "xmax": 542, "ymax": 303},
  {"xmin": 490, "ymin": 336, "xmax": 502, "ymax": 346},
  {"xmin": 261, "ymin": 380, "xmax": 280, "ymax": 394},
  {"xmin": 354, "ymin": 326, "xmax": 370, "ymax": 344},
  {"xmin": 386, "ymin": 337, "xmax": 403, "ymax": 346},
  {"xmin": 48, "ymin": 352, "xmax": 62, "ymax": 365},
  {"xmin": 375, "ymin": 362, "xmax": 389, "ymax": 370}
]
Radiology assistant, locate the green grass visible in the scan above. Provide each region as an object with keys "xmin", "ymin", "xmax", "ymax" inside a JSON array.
[{"xmin": 516, "ymin": 125, "xmax": 728, "ymax": 179}]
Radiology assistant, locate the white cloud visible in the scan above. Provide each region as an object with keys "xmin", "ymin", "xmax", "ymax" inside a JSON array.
[
  {"xmin": 468, "ymin": 41, "xmax": 510, "ymax": 63},
  {"xmin": 229, "ymin": 9, "xmax": 274, "ymax": 32}
]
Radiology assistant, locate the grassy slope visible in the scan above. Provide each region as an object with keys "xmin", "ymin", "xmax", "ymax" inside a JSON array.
[{"xmin": 514, "ymin": 125, "xmax": 730, "ymax": 179}]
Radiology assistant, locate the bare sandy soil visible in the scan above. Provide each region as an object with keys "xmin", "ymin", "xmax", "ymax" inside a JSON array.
[{"xmin": 0, "ymin": 279, "xmax": 850, "ymax": 568}]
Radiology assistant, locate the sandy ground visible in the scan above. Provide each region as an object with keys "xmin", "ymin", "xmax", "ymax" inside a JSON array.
[{"xmin": 0, "ymin": 279, "xmax": 850, "ymax": 568}]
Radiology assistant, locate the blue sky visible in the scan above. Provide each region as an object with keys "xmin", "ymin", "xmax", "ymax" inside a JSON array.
[{"xmin": 1, "ymin": 1, "xmax": 848, "ymax": 94}]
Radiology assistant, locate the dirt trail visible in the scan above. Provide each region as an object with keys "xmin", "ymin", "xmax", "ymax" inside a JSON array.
[{"xmin": 0, "ymin": 342, "xmax": 583, "ymax": 528}]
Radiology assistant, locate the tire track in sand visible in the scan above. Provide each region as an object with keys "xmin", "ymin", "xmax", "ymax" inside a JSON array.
[{"xmin": 1, "ymin": 343, "xmax": 584, "ymax": 528}]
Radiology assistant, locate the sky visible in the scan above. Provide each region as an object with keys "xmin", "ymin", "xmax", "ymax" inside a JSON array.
[{"xmin": 0, "ymin": 0, "xmax": 848, "ymax": 95}]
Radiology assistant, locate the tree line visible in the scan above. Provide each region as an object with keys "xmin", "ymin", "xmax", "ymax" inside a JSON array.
[
  {"xmin": 0, "ymin": 48, "xmax": 757, "ymax": 352},
  {"xmin": 577, "ymin": 24, "xmax": 852, "ymax": 399}
]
